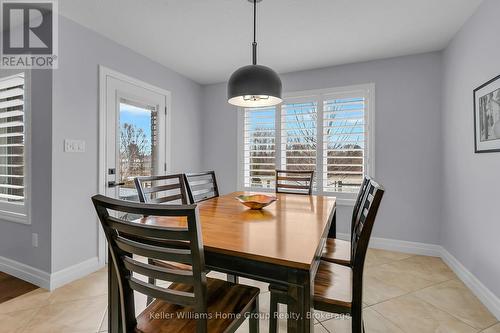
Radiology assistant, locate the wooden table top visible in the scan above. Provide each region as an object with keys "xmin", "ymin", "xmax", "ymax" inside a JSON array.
[{"xmin": 137, "ymin": 191, "xmax": 336, "ymax": 270}]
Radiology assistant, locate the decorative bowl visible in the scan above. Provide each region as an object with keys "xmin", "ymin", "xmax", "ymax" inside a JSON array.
[{"xmin": 235, "ymin": 194, "xmax": 277, "ymax": 210}]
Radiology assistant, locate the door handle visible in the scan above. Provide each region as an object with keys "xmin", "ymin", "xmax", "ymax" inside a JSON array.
[{"xmin": 108, "ymin": 181, "xmax": 125, "ymax": 188}]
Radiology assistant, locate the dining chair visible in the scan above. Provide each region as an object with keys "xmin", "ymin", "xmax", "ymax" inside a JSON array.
[
  {"xmin": 92, "ymin": 195, "xmax": 260, "ymax": 333},
  {"xmin": 275, "ymin": 169, "xmax": 314, "ymax": 195},
  {"xmin": 322, "ymin": 176, "xmax": 370, "ymax": 265},
  {"xmin": 134, "ymin": 174, "xmax": 188, "ymax": 204},
  {"xmin": 267, "ymin": 169, "xmax": 316, "ymax": 308},
  {"xmin": 268, "ymin": 178, "xmax": 384, "ymax": 333},
  {"xmin": 184, "ymin": 171, "xmax": 219, "ymax": 203},
  {"xmin": 183, "ymin": 170, "xmax": 243, "ymax": 284}
]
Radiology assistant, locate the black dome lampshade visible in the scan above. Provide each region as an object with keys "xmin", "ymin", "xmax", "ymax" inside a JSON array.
[{"xmin": 227, "ymin": 0, "xmax": 282, "ymax": 108}]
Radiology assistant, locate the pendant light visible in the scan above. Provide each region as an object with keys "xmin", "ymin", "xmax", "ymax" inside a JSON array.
[{"xmin": 227, "ymin": 0, "xmax": 282, "ymax": 107}]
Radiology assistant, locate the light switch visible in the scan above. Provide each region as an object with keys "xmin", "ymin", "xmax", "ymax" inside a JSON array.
[{"xmin": 64, "ymin": 139, "xmax": 86, "ymax": 153}]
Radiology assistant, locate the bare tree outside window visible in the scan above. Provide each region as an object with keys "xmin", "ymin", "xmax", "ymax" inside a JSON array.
[{"xmin": 119, "ymin": 123, "xmax": 150, "ymax": 186}]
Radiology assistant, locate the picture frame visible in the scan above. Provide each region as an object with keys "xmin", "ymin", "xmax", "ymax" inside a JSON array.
[{"xmin": 473, "ymin": 74, "xmax": 500, "ymax": 153}]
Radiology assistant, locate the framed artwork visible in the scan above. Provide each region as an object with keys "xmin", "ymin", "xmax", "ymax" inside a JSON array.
[{"xmin": 474, "ymin": 74, "xmax": 500, "ymax": 153}]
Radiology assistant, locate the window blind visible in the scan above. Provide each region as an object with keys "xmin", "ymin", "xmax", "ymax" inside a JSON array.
[
  {"xmin": 0, "ymin": 73, "xmax": 25, "ymax": 204},
  {"xmin": 243, "ymin": 106, "xmax": 276, "ymax": 189},
  {"xmin": 323, "ymin": 97, "xmax": 365, "ymax": 193},
  {"xmin": 280, "ymin": 102, "xmax": 317, "ymax": 178}
]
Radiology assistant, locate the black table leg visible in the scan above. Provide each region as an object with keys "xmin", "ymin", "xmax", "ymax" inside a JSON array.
[
  {"xmin": 328, "ymin": 207, "xmax": 337, "ymax": 238},
  {"xmin": 287, "ymin": 270, "xmax": 312, "ymax": 333}
]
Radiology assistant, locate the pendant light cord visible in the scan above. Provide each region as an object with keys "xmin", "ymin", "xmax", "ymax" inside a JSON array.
[{"xmin": 252, "ymin": 0, "xmax": 257, "ymax": 65}]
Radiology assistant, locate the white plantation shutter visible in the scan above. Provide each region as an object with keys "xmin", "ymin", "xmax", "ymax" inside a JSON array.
[
  {"xmin": 243, "ymin": 106, "xmax": 276, "ymax": 189},
  {"xmin": 240, "ymin": 84, "xmax": 373, "ymax": 198},
  {"xmin": 280, "ymin": 102, "xmax": 317, "ymax": 178},
  {"xmin": 323, "ymin": 96, "xmax": 366, "ymax": 193},
  {"xmin": 0, "ymin": 73, "xmax": 25, "ymax": 207}
]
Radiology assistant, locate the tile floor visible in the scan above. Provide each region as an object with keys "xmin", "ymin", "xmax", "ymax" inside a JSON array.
[{"xmin": 0, "ymin": 249, "xmax": 498, "ymax": 332}]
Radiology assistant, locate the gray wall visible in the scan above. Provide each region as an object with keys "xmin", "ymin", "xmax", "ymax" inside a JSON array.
[
  {"xmin": 441, "ymin": 0, "xmax": 500, "ymax": 297},
  {"xmin": 0, "ymin": 69, "xmax": 52, "ymax": 272},
  {"xmin": 202, "ymin": 52, "xmax": 443, "ymax": 244},
  {"xmin": 51, "ymin": 17, "xmax": 204, "ymax": 272}
]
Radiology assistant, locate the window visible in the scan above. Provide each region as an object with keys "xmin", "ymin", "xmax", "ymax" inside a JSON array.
[
  {"xmin": 0, "ymin": 73, "xmax": 28, "ymax": 222},
  {"xmin": 323, "ymin": 96, "xmax": 366, "ymax": 193},
  {"xmin": 242, "ymin": 106, "xmax": 276, "ymax": 189},
  {"xmin": 239, "ymin": 84, "xmax": 374, "ymax": 201},
  {"xmin": 280, "ymin": 102, "xmax": 317, "ymax": 180}
]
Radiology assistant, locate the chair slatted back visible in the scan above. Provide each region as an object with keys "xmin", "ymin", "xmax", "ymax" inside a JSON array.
[
  {"xmin": 135, "ymin": 174, "xmax": 188, "ymax": 204},
  {"xmin": 275, "ymin": 170, "xmax": 314, "ymax": 195},
  {"xmin": 91, "ymin": 195, "xmax": 207, "ymax": 333},
  {"xmin": 350, "ymin": 178, "xmax": 385, "ymax": 269},
  {"xmin": 351, "ymin": 176, "xmax": 371, "ymax": 235},
  {"xmin": 184, "ymin": 171, "xmax": 219, "ymax": 203}
]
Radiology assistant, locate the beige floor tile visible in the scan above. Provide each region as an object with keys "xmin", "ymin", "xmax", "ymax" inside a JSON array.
[
  {"xmin": 0, "ymin": 308, "xmax": 39, "ymax": 333},
  {"xmin": 99, "ymin": 309, "xmax": 108, "ymax": 332},
  {"xmin": 320, "ymin": 307, "xmax": 404, "ymax": 333},
  {"xmin": 48, "ymin": 269, "xmax": 107, "ymax": 304},
  {"xmin": 259, "ymin": 291, "xmax": 271, "ymax": 313},
  {"xmin": 313, "ymin": 309, "xmax": 345, "ymax": 323},
  {"xmin": 238, "ymin": 277, "xmax": 269, "ymax": 293},
  {"xmin": 234, "ymin": 316, "xmax": 284, "ymax": 332},
  {"xmin": 363, "ymin": 271, "xmax": 409, "ymax": 305},
  {"xmin": 363, "ymin": 255, "xmax": 455, "ymax": 305},
  {"xmin": 0, "ymin": 288, "xmax": 51, "ymax": 314},
  {"xmin": 401, "ymin": 255, "xmax": 457, "ymax": 282},
  {"xmin": 482, "ymin": 323, "xmax": 500, "ymax": 333},
  {"xmin": 315, "ymin": 323, "xmax": 329, "ymax": 332},
  {"xmin": 206, "ymin": 272, "xmax": 269, "ymax": 293},
  {"xmin": 234, "ymin": 317, "xmax": 327, "ymax": 332},
  {"xmin": 134, "ymin": 290, "xmax": 149, "ymax": 316},
  {"xmin": 372, "ymin": 294, "xmax": 478, "ymax": 333},
  {"xmin": 22, "ymin": 295, "xmax": 107, "ymax": 333},
  {"xmin": 365, "ymin": 248, "xmax": 414, "ymax": 266},
  {"xmin": 206, "ymin": 270, "xmax": 226, "ymax": 280},
  {"xmin": 415, "ymin": 279, "xmax": 497, "ymax": 330}
]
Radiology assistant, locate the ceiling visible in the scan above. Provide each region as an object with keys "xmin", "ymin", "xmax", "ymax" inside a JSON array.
[{"xmin": 59, "ymin": 0, "xmax": 482, "ymax": 84}]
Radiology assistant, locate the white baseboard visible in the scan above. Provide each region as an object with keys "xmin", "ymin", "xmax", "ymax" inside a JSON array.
[
  {"xmin": 337, "ymin": 233, "xmax": 443, "ymax": 257},
  {"xmin": 49, "ymin": 256, "xmax": 103, "ymax": 290},
  {"xmin": 0, "ymin": 256, "xmax": 103, "ymax": 291},
  {"xmin": 440, "ymin": 248, "xmax": 500, "ymax": 320},
  {"xmin": 337, "ymin": 233, "xmax": 500, "ymax": 321},
  {"xmin": 0, "ymin": 255, "xmax": 50, "ymax": 289}
]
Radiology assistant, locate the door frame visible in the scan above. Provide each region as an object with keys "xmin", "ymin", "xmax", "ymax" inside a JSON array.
[{"xmin": 97, "ymin": 65, "xmax": 172, "ymax": 266}]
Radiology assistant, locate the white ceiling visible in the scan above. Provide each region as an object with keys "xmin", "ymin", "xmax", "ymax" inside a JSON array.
[{"xmin": 59, "ymin": 0, "xmax": 482, "ymax": 84}]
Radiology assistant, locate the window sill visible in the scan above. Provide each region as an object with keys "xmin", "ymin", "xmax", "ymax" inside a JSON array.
[
  {"xmin": 0, "ymin": 210, "xmax": 29, "ymax": 225},
  {"xmin": 241, "ymin": 188, "xmax": 357, "ymax": 206}
]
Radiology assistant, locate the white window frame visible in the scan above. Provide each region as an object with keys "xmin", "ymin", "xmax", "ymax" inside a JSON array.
[
  {"xmin": 237, "ymin": 83, "xmax": 375, "ymax": 205},
  {"xmin": 0, "ymin": 71, "xmax": 31, "ymax": 224}
]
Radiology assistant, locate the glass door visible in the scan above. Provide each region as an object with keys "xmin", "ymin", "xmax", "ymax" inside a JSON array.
[{"xmin": 118, "ymin": 99, "xmax": 159, "ymax": 201}]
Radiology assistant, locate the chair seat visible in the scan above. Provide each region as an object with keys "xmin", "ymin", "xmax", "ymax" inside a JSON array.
[
  {"xmin": 136, "ymin": 278, "xmax": 259, "ymax": 333},
  {"xmin": 268, "ymin": 260, "xmax": 352, "ymax": 310},
  {"xmin": 321, "ymin": 238, "xmax": 351, "ymax": 266},
  {"xmin": 313, "ymin": 261, "xmax": 352, "ymax": 309}
]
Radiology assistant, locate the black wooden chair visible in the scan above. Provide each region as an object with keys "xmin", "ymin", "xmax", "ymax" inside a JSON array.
[
  {"xmin": 322, "ymin": 176, "xmax": 370, "ymax": 265},
  {"xmin": 92, "ymin": 195, "xmax": 260, "ymax": 333},
  {"xmin": 134, "ymin": 174, "xmax": 188, "ymax": 204},
  {"xmin": 184, "ymin": 171, "xmax": 219, "ymax": 203},
  {"xmin": 275, "ymin": 169, "xmax": 314, "ymax": 195},
  {"xmin": 268, "ymin": 178, "xmax": 384, "ymax": 333}
]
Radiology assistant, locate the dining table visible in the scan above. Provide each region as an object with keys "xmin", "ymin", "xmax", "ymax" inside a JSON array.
[{"xmin": 107, "ymin": 191, "xmax": 337, "ymax": 333}]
